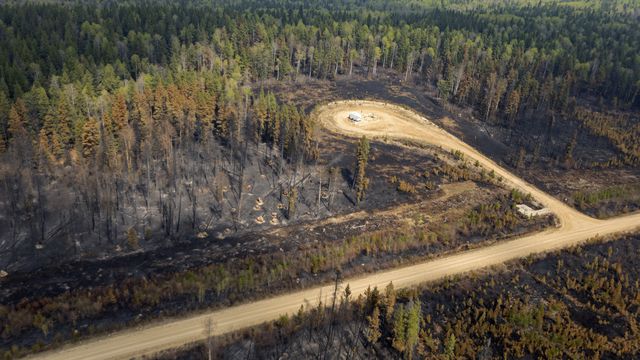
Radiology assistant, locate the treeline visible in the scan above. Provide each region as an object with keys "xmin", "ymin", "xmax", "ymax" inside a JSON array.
[
  {"xmin": 0, "ymin": 0, "xmax": 639, "ymax": 171},
  {"xmin": 1, "ymin": 0, "xmax": 639, "ymax": 116},
  {"xmin": 2, "ymin": 73, "xmax": 316, "ymax": 166},
  {"xmin": 573, "ymin": 107, "xmax": 640, "ymax": 166},
  {"xmin": 0, "ymin": 65, "xmax": 317, "ymax": 266},
  {"xmin": 572, "ymin": 183, "xmax": 640, "ymax": 218}
]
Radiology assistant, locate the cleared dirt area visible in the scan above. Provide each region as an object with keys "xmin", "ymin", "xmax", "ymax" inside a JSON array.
[
  {"xmin": 316, "ymin": 100, "xmax": 596, "ymax": 229},
  {"xmin": 268, "ymin": 76, "xmax": 640, "ymax": 219},
  {"xmin": 27, "ymin": 101, "xmax": 640, "ymax": 360}
]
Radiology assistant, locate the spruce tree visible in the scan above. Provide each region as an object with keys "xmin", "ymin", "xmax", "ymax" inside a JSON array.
[
  {"xmin": 0, "ymin": 91, "xmax": 9, "ymax": 152},
  {"xmin": 42, "ymin": 108, "xmax": 64, "ymax": 158},
  {"xmin": 353, "ymin": 136, "xmax": 370, "ymax": 203},
  {"xmin": 8, "ymin": 100, "xmax": 28, "ymax": 143},
  {"xmin": 404, "ymin": 301, "xmax": 421, "ymax": 360},
  {"xmin": 57, "ymin": 96, "xmax": 73, "ymax": 146},
  {"xmin": 366, "ymin": 305, "xmax": 382, "ymax": 344},
  {"xmin": 392, "ymin": 304, "xmax": 407, "ymax": 353},
  {"xmin": 214, "ymin": 101, "xmax": 229, "ymax": 142},
  {"xmin": 81, "ymin": 117, "xmax": 100, "ymax": 158},
  {"xmin": 385, "ymin": 282, "xmax": 397, "ymax": 321},
  {"xmin": 269, "ymin": 100, "xmax": 281, "ymax": 149},
  {"xmin": 25, "ymin": 86, "xmax": 49, "ymax": 131},
  {"xmin": 111, "ymin": 94, "xmax": 129, "ymax": 133},
  {"xmin": 37, "ymin": 129, "xmax": 52, "ymax": 164}
]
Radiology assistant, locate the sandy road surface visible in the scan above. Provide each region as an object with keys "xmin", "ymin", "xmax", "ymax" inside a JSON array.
[{"xmin": 29, "ymin": 101, "xmax": 640, "ymax": 360}]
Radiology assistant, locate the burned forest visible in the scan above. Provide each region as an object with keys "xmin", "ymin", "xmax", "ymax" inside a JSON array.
[{"xmin": 1, "ymin": 0, "xmax": 639, "ymax": 359}]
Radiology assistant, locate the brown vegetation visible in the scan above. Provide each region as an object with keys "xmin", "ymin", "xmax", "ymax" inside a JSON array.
[
  {"xmin": 0, "ymin": 184, "xmax": 552, "ymax": 357},
  {"xmin": 161, "ymin": 233, "xmax": 640, "ymax": 359}
]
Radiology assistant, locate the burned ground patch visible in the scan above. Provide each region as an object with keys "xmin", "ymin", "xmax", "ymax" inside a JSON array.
[
  {"xmin": 166, "ymin": 234, "xmax": 640, "ymax": 360},
  {"xmin": 264, "ymin": 74, "xmax": 640, "ymax": 218},
  {"xmin": 0, "ymin": 174, "xmax": 551, "ymax": 356}
]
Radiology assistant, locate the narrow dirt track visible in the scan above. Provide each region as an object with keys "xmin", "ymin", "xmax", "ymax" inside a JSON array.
[{"xmin": 29, "ymin": 100, "xmax": 640, "ymax": 360}]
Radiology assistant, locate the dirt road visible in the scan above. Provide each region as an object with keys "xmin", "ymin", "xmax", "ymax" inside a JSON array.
[{"xmin": 29, "ymin": 101, "xmax": 640, "ymax": 360}]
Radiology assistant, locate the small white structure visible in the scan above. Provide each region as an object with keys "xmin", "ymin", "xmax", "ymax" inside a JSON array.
[
  {"xmin": 349, "ymin": 111, "xmax": 363, "ymax": 122},
  {"xmin": 516, "ymin": 204, "xmax": 551, "ymax": 218}
]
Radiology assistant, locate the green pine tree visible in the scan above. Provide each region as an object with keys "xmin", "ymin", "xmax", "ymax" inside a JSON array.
[
  {"xmin": 353, "ymin": 136, "xmax": 371, "ymax": 203},
  {"xmin": 366, "ymin": 305, "xmax": 382, "ymax": 344}
]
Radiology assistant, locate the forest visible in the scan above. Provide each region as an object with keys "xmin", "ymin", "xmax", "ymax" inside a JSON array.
[
  {"xmin": 0, "ymin": 0, "xmax": 639, "ymax": 358},
  {"xmin": 1, "ymin": 0, "xmax": 639, "ymax": 269}
]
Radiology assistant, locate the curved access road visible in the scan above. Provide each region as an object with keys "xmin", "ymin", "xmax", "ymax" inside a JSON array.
[{"xmin": 29, "ymin": 100, "xmax": 640, "ymax": 360}]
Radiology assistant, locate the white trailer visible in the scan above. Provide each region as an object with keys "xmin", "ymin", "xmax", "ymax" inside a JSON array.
[{"xmin": 348, "ymin": 111, "xmax": 363, "ymax": 122}]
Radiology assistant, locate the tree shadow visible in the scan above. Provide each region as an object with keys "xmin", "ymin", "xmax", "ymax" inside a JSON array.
[
  {"xmin": 341, "ymin": 167, "xmax": 353, "ymax": 186},
  {"xmin": 340, "ymin": 168, "xmax": 356, "ymax": 206}
]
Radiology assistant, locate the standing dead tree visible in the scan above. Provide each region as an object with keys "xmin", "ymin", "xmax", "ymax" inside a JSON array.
[{"xmin": 203, "ymin": 317, "xmax": 215, "ymax": 360}]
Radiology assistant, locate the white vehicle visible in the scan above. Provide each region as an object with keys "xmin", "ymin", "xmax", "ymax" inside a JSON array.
[{"xmin": 348, "ymin": 111, "xmax": 362, "ymax": 122}]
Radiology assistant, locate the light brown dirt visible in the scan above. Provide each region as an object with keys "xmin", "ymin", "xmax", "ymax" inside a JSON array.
[
  {"xmin": 28, "ymin": 100, "xmax": 640, "ymax": 360},
  {"xmin": 317, "ymin": 100, "xmax": 600, "ymax": 230}
]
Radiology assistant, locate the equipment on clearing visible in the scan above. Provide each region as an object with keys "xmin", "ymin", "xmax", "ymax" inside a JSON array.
[{"xmin": 348, "ymin": 111, "xmax": 362, "ymax": 122}]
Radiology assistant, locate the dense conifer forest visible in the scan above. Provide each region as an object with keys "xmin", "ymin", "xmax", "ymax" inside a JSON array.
[{"xmin": 0, "ymin": 0, "xmax": 639, "ymax": 358}]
